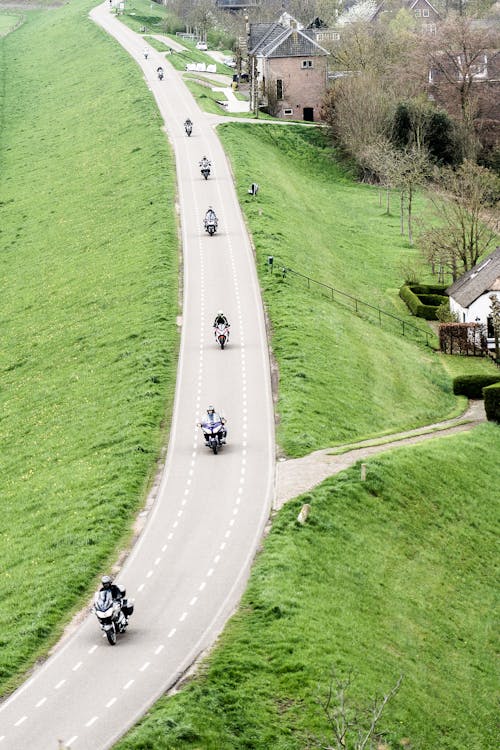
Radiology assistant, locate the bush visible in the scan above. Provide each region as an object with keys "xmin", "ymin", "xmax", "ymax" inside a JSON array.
[
  {"xmin": 453, "ymin": 374, "xmax": 500, "ymax": 398},
  {"xmin": 484, "ymin": 382, "xmax": 500, "ymax": 422}
]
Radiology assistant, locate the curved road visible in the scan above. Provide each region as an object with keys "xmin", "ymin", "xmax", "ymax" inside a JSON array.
[{"xmin": 0, "ymin": 4, "xmax": 274, "ymax": 749}]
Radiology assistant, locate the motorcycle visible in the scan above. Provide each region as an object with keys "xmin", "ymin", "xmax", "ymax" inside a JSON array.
[
  {"xmin": 214, "ymin": 322, "xmax": 229, "ymax": 349},
  {"xmin": 204, "ymin": 216, "xmax": 218, "ymax": 236},
  {"xmin": 200, "ymin": 417, "xmax": 227, "ymax": 454},
  {"xmin": 200, "ymin": 165, "xmax": 210, "ymax": 180},
  {"xmin": 184, "ymin": 120, "xmax": 193, "ymax": 136},
  {"xmin": 93, "ymin": 588, "xmax": 134, "ymax": 645}
]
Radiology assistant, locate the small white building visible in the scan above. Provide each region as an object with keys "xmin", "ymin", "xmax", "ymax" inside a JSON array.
[{"xmin": 447, "ymin": 247, "xmax": 500, "ymax": 349}]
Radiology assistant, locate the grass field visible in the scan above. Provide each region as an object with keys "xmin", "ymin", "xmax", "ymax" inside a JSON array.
[
  {"xmin": 0, "ymin": 0, "xmax": 178, "ymax": 693},
  {"xmin": 115, "ymin": 423, "xmax": 500, "ymax": 750},
  {"xmin": 0, "ymin": 13, "xmax": 22, "ymax": 35}
]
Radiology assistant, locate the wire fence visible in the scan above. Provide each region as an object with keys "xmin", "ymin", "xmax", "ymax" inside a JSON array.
[{"xmin": 268, "ymin": 259, "xmax": 434, "ymax": 347}]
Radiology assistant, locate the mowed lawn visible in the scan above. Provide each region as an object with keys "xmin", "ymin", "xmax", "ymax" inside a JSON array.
[
  {"xmin": 0, "ymin": 0, "xmax": 178, "ymax": 693},
  {"xmin": 218, "ymin": 124, "xmax": 470, "ymax": 456},
  {"xmin": 116, "ymin": 424, "xmax": 500, "ymax": 750}
]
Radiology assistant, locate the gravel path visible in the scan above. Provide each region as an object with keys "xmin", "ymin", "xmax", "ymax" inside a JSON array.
[{"xmin": 275, "ymin": 401, "xmax": 486, "ymax": 509}]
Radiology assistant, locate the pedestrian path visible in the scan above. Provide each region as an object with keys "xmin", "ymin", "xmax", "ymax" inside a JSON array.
[{"xmin": 275, "ymin": 400, "xmax": 486, "ymax": 509}]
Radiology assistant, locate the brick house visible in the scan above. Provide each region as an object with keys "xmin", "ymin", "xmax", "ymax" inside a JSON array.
[
  {"xmin": 248, "ymin": 14, "xmax": 330, "ymax": 122},
  {"xmin": 371, "ymin": 0, "xmax": 441, "ymax": 32}
]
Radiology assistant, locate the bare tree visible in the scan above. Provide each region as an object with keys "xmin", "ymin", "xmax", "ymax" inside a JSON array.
[
  {"xmin": 422, "ymin": 14, "xmax": 500, "ymax": 160},
  {"xmin": 316, "ymin": 666, "xmax": 404, "ymax": 750},
  {"xmin": 419, "ymin": 160, "xmax": 499, "ymax": 280}
]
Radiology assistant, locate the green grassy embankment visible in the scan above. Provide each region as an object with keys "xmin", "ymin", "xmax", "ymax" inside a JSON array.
[
  {"xmin": 219, "ymin": 124, "xmax": 476, "ymax": 456},
  {"xmin": 0, "ymin": 0, "xmax": 178, "ymax": 693},
  {"xmin": 116, "ymin": 424, "xmax": 500, "ymax": 750}
]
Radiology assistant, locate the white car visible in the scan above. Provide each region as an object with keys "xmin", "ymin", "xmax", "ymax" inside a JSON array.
[
  {"xmin": 223, "ymin": 57, "xmax": 236, "ymax": 68},
  {"xmin": 196, "ymin": 41, "xmax": 208, "ymax": 51}
]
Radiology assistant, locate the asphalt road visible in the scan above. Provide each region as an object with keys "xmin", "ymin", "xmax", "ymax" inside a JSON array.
[{"xmin": 0, "ymin": 4, "xmax": 275, "ymax": 748}]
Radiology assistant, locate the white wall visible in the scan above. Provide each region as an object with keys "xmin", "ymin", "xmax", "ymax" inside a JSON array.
[{"xmin": 450, "ymin": 291, "xmax": 500, "ymax": 325}]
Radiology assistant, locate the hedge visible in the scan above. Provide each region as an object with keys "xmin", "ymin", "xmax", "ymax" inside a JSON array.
[
  {"xmin": 399, "ymin": 284, "xmax": 446, "ymax": 320},
  {"xmin": 484, "ymin": 382, "xmax": 500, "ymax": 423},
  {"xmin": 453, "ymin": 374, "xmax": 500, "ymax": 398}
]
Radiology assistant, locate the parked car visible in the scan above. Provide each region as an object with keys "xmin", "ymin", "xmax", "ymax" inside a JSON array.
[
  {"xmin": 223, "ymin": 57, "xmax": 236, "ymax": 68},
  {"xmin": 196, "ymin": 41, "xmax": 208, "ymax": 51}
]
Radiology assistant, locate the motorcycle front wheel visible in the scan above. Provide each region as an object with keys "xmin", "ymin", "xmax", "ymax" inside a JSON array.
[{"xmin": 106, "ymin": 629, "xmax": 117, "ymax": 645}]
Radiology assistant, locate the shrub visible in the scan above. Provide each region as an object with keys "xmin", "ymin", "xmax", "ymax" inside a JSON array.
[
  {"xmin": 484, "ymin": 382, "xmax": 500, "ymax": 422},
  {"xmin": 453, "ymin": 374, "xmax": 500, "ymax": 398}
]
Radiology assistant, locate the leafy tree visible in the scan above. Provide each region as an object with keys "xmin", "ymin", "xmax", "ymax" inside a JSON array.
[{"xmin": 392, "ymin": 101, "xmax": 461, "ymax": 166}]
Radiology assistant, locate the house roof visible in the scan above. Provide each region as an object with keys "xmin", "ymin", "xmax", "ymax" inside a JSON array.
[
  {"xmin": 447, "ymin": 247, "xmax": 500, "ymax": 307},
  {"xmin": 249, "ymin": 22, "xmax": 330, "ymax": 58}
]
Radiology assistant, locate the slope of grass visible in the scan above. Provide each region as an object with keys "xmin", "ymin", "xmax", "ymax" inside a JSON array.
[
  {"xmin": 0, "ymin": 13, "xmax": 22, "ymax": 35},
  {"xmin": 116, "ymin": 424, "xmax": 500, "ymax": 750},
  {"xmin": 0, "ymin": 0, "xmax": 178, "ymax": 693},
  {"xmin": 218, "ymin": 123, "xmax": 464, "ymax": 455}
]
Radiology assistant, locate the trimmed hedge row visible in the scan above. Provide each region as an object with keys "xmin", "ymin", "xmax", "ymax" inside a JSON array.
[
  {"xmin": 399, "ymin": 284, "xmax": 448, "ymax": 320},
  {"xmin": 484, "ymin": 382, "xmax": 500, "ymax": 423},
  {"xmin": 453, "ymin": 374, "xmax": 500, "ymax": 398}
]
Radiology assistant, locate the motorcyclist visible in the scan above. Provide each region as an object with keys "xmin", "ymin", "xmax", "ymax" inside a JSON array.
[
  {"xmin": 213, "ymin": 310, "xmax": 229, "ymax": 328},
  {"xmin": 201, "ymin": 405, "xmax": 227, "ymax": 445},
  {"xmin": 184, "ymin": 117, "xmax": 192, "ymax": 130},
  {"xmin": 143, "ymin": 48, "xmax": 149, "ymax": 59},
  {"xmin": 204, "ymin": 206, "xmax": 217, "ymax": 226},
  {"xmin": 100, "ymin": 575, "xmax": 124, "ymax": 604},
  {"xmin": 157, "ymin": 66, "xmax": 164, "ymax": 79},
  {"xmin": 199, "ymin": 155, "xmax": 211, "ymax": 169}
]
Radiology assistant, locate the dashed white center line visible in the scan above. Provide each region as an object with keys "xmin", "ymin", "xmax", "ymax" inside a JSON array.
[
  {"xmin": 189, "ymin": 596, "xmax": 198, "ymax": 606},
  {"xmin": 67, "ymin": 736, "xmax": 78, "ymax": 747},
  {"xmin": 207, "ymin": 567, "xmax": 214, "ymax": 576},
  {"xmin": 137, "ymin": 583, "xmax": 145, "ymax": 593},
  {"xmin": 155, "ymin": 557, "xmax": 161, "ymax": 565},
  {"xmin": 199, "ymin": 581, "xmax": 206, "ymax": 591},
  {"xmin": 225, "ymin": 530, "xmax": 231, "ymax": 538},
  {"xmin": 55, "ymin": 679, "xmax": 66, "ymax": 690},
  {"xmin": 168, "ymin": 628, "xmax": 176, "ymax": 638},
  {"xmin": 140, "ymin": 661, "xmax": 150, "ymax": 672},
  {"xmin": 86, "ymin": 716, "xmax": 98, "ymax": 728},
  {"xmin": 146, "ymin": 570, "xmax": 153, "ymax": 578},
  {"xmin": 168, "ymin": 532, "xmax": 173, "ymax": 540},
  {"xmin": 179, "ymin": 611, "xmax": 188, "ymax": 622},
  {"xmin": 214, "ymin": 554, "xmax": 221, "ymax": 564},
  {"xmin": 155, "ymin": 644, "xmax": 165, "ymax": 654},
  {"xmin": 123, "ymin": 679, "xmax": 134, "ymax": 690},
  {"xmin": 229, "ymin": 519, "xmax": 235, "ymax": 527},
  {"xmin": 15, "ymin": 716, "xmax": 27, "ymax": 727},
  {"xmin": 88, "ymin": 645, "xmax": 98, "ymax": 654},
  {"xmin": 106, "ymin": 697, "xmax": 117, "ymax": 708},
  {"xmin": 162, "ymin": 544, "xmax": 168, "ymax": 552},
  {"xmin": 72, "ymin": 661, "xmax": 82, "ymax": 672},
  {"xmin": 35, "ymin": 697, "xmax": 47, "ymax": 708}
]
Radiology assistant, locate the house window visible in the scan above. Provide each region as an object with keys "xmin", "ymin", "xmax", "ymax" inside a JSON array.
[
  {"xmin": 423, "ymin": 8, "xmax": 430, "ymax": 16},
  {"xmin": 487, "ymin": 316, "xmax": 495, "ymax": 338},
  {"xmin": 301, "ymin": 60, "xmax": 313, "ymax": 69},
  {"xmin": 276, "ymin": 79, "xmax": 283, "ymax": 100},
  {"xmin": 332, "ymin": 32, "xmax": 340, "ymax": 41},
  {"xmin": 414, "ymin": 8, "xmax": 421, "ymax": 16},
  {"xmin": 283, "ymin": 108, "xmax": 293, "ymax": 115}
]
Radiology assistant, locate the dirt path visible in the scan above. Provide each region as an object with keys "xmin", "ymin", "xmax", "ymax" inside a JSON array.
[{"xmin": 275, "ymin": 400, "xmax": 486, "ymax": 509}]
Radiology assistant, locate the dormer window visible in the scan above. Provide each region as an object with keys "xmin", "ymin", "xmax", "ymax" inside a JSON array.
[
  {"xmin": 415, "ymin": 8, "xmax": 421, "ymax": 16},
  {"xmin": 423, "ymin": 8, "xmax": 430, "ymax": 16}
]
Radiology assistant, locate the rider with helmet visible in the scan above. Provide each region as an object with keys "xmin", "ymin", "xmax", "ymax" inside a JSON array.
[
  {"xmin": 201, "ymin": 405, "xmax": 227, "ymax": 445},
  {"xmin": 204, "ymin": 206, "xmax": 217, "ymax": 226},
  {"xmin": 100, "ymin": 575, "xmax": 125, "ymax": 604},
  {"xmin": 199, "ymin": 155, "xmax": 211, "ymax": 169},
  {"xmin": 213, "ymin": 310, "xmax": 229, "ymax": 328}
]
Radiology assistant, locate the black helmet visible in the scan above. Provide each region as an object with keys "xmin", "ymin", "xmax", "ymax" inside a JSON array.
[{"xmin": 101, "ymin": 575, "xmax": 112, "ymax": 589}]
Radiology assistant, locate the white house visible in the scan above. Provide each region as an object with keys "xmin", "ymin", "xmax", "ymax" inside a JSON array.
[{"xmin": 447, "ymin": 247, "xmax": 500, "ymax": 349}]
